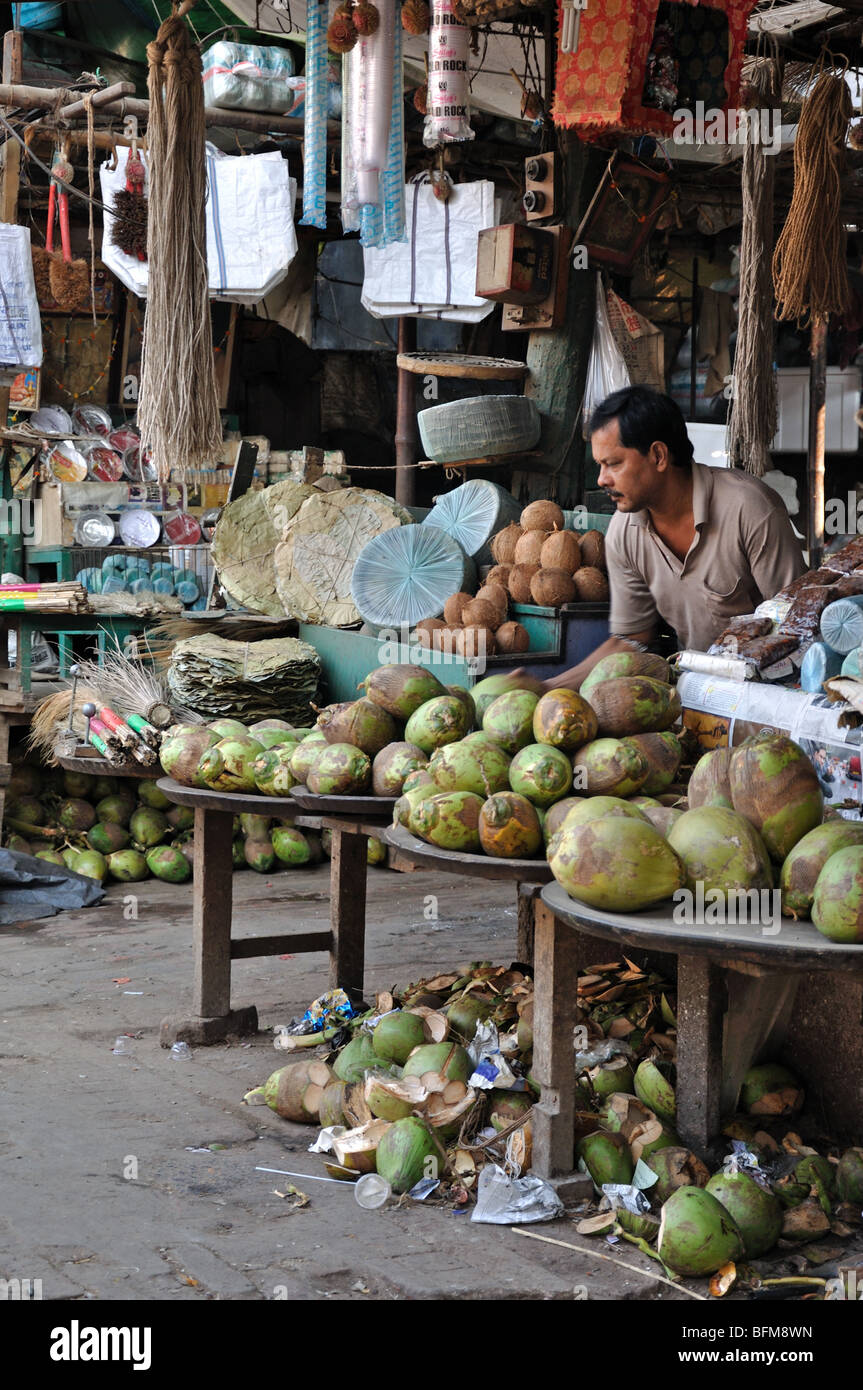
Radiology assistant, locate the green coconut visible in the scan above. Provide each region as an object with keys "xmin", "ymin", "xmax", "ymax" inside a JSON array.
[
  {"xmin": 107, "ymin": 849, "xmax": 149, "ymax": 882},
  {"xmin": 146, "ymin": 844, "xmax": 192, "ymax": 883},
  {"xmin": 588, "ymin": 1057, "xmax": 635, "ymax": 1099},
  {"xmin": 198, "ymin": 736, "xmax": 264, "ymax": 794},
  {"xmin": 641, "ymin": 1147, "xmax": 710, "ymax": 1206},
  {"xmin": 307, "ymin": 743, "xmax": 371, "ymax": 796},
  {"xmin": 561, "ymin": 796, "xmax": 649, "ymax": 830},
  {"xmin": 578, "ymin": 1131, "xmax": 634, "ymax": 1187},
  {"xmin": 95, "ymin": 793, "xmax": 135, "ymax": 826},
  {"xmin": 836, "ymin": 1147, "xmax": 863, "ymax": 1204},
  {"xmin": 404, "ymin": 696, "xmax": 471, "ymax": 754},
  {"xmin": 634, "ymin": 1059, "xmax": 676, "ymax": 1124},
  {"xmin": 251, "ymin": 729, "xmax": 301, "ymax": 751},
  {"xmin": 479, "ymin": 792, "xmax": 543, "ymax": 859},
  {"xmin": 550, "ymin": 817, "xmax": 685, "ymax": 912},
  {"xmin": 35, "ymin": 849, "xmax": 65, "ymax": 866},
  {"xmin": 445, "ymin": 994, "xmax": 491, "ymax": 1042},
  {"xmin": 532, "ymin": 689, "xmax": 598, "ymax": 752},
  {"xmin": 364, "ymin": 1077, "xmax": 416, "ymax": 1122},
  {"xmin": 402, "ymin": 1041, "xmax": 472, "ymax": 1082},
  {"xmin": 159, "ymin": 725, "xmax": 220, "ymax": 788},
  {"xmin": 428, "ymin": 740, "xmax": 511, "ymax": 798},
  {"xmin": 240, "ymin": 813, "xmax": 270, "ymax": 838},
  {"xmin": 488, "ymin": 1090, "xmax": 533, "ymax": 1132},
  {"xmin": 729, "ymin": 733, "xmax": 823, "ymax": 861},
  {"xmin": 92, "ymin": 775, "xmax": 119, "ymax": 799},
  {"xmin": 129, "ymin": 807, "xmax": 168, "ymax": 848},
  {"xmin": 61, "ymin": 847, "xmax": 81, "ymax": 871},
  {"xmin": 318, "ymin": 1078, "xmax": 347, "ymax": 1129},
  {"xmin": 317, "ymin": 698, "xmax": 398, "ymax": 757},
  {"xmin": 166, "ymin": 805, "xmax": 195, "ymax": 833},
  {"xmin": 642, "ymin": 805, "xmax": 684, "ymax": 836},
  {"xmin": 208, "ymin": 718, "xmax": 248, "ymax": 739},
  {"xmin": 86, "ymin": 822, "xmax": 130, "ymax": 856},
  {"xmin": 361, "ymin": 664, "xmax": 448, "ymax": 720},
  {"xmin": 580, "ymin": 651, "xmax": 670, "ymax": 699},
  {"xmin": 250, "ymin": 718, "xmax": 295, "ymax": 732},
  {"xmin": 470, "ymin": 672, "xmax": 545, "ymax": 723},
  {"xmin": 74, "ymin": 850, "xmax": 108, "ymax": 882},
  {"xmin": 271, "ymin": 827, "xmax": 311, "ymax": 866},
  {"xmin": 393, "ymin": 782, "xmax": 440, "ymax": 833},
  {"xmin": 57, "ymin": 797, "xmax": 97, "ymax": 832},
  {"xmin": 244, "ymin": 837, "xmax": 275, "ymax": 873},
  {"xmin": 403, "ymin": 766, "xmax": 434, "ymax": 794},
  {"xmin": 62, "ymin": 771, "xmax": 91, "ymax": 798},
  {"xmin": 447, "ymin": 685, "xmax": 476, "ymax": 727},
  {"xmin": 481, "ymin": 690, "xmax": 541, "ymax": 756},
  {"xmin": 781, "ymin": 822, "xmax": 863, "ymax": 920},
  {"xmin": 617, "ymin": 1209, "xmax": 662, "ymax": 1242},
  {"xmin": 372, "ymin": 1011, "xmax": 426, "ymax": 1065},
  {"xmin": 334, "ymin": 1034, "xmax": 379, "ymax": 1083},
  {"xmin": 375, "ymin": 1117, "xmax": 440, "ymax": 1194},
  {"xmin": 232, "ymin": 837, "xmax": 246, "ymax": 867},
  {"xmin": 794, "ymin": 1154, "xmax": 835, "ymax": 1195},
  {"xmin": 289, "ymin": 734, "xmax": 328, "ymax": 784},
  {"xmin": 367, "ymin": 836, "xmax": 387, "ymax": 865},
  {"xmin": 137, "ymin": 779, "xmax": 172, "ymax": 810},
  {"xmin": 811, "ymin": 846, "xmax": 863, "ymax": 942},
  {"xmin": 705, "ymin": 1170, "xmax": 783, "ymax": 1258},
  {"xmin": 508, "ymin": 743, "xmax": 573, "ymax": 807},
  {"xmin": 667, "ymin": 807, "xmax": 773, "ymax": 898},
  {"xmin": 544, "ymin": 797, "xmax": 585, "ymax": 839},
  {"xmin": 622, "ymin": 732, "xmax": 682, "ymax": 795},
  {"xmin": 740, "ymin": 1063, "xmax": 803, "ymax": 1116},
  {"xmin": 372, "ymin": 742, "xmax": 429, "ymax": 797},
  {"xmin": 588, "ymin": 677, "xmax": 681, "ymax": 738},
  {"xmin": 658, "ymin": 1187, "xmax": 744, "ymax": 1277},
  {"xmin": 687, "ymin": 748, "xmax": 733, "ymax": 810},
  {"xmin": 412, "ymin": 790, "xmax": 484, "ymax": 852},
  {"xmin": 8, "ymin": 764, "xmax": 42, "ymax": 798},
  {"xmin": 253, "ymin": 746, "xmax": 298, "ymax": 797},
  {"xmin": 572, "ymin": 739, "xmax": 649, "ymax": 798},
  {"xmin": 8, "ymin": 793, "xmax": 47, "ymax": 825}
]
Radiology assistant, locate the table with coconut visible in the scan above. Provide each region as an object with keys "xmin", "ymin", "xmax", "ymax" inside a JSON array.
[
  {"xmin": 540, "ymin": 883, "xmax": 863, "ymax": 1163},
  {"xmin": 156, "ymin": 778, "xmax": 391, "ymax": 1046}
]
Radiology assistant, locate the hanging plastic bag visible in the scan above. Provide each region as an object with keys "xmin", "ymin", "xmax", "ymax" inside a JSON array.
[
  {"xmin": 342, "ymin": 0, "xmax": 405, "ymax": 248},
  {"xmin": 424, "ymin": 0, "xmax": 474, "ymax": 147},
  {"xmin": 0, "ymin": 226, "xmax": 42, "ymax": 369},
  {"xmin": 583, "ymin": 274, "xmax": 631, "ymax": 436}
]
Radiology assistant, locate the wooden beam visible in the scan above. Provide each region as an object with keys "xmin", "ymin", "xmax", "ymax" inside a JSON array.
[
  {"xmin": 807, "ymin": 316, "xmax": 828, "ymax": 571},
  {"xmin": 0, "ymin": 30, "xmax": 23, "ymax": 435}
]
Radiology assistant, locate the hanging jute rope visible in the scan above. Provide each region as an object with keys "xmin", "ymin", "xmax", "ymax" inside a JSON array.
[
  {"xmin": 772, "ymin": 67, "xmax": 852, "ymax": 327},
  {"xmin": 137, "ymin": 1, "xmax": 222, "ymax": 484},
  {"xmin": 727, "ymin": 56, "xmax": 780, "ymax": 476}
]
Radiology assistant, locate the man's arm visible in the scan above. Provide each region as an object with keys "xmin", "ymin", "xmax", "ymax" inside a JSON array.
[
  {"xmin": 525, "ymin": 628, "xmax": 659, "ymax": 693},
  {"xmin": 745, "ymin": 496, "xmax": 806, "ymax": 600}
]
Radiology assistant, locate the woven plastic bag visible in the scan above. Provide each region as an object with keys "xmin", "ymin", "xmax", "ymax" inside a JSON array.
[
  {"xmin": 583, "ymin": 274, "xmax": 631, "ymax": 435},
  {"xmin": 201, "ymin": 41, "xmax": 295, "ymax": 113},
  {"xmin": 0, "ymin": 225, "xmax": 42, "ymax": 368}
]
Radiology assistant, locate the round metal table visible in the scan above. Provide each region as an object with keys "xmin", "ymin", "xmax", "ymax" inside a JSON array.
[{"xmin": 539, "ymin": 881, "xmax": 863, "ymax": 1163}]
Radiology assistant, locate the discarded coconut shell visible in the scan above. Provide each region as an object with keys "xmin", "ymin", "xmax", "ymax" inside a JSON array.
[{"xmin": 645, "ymin": 1146, "xmax": 710, "ymax": 1205}]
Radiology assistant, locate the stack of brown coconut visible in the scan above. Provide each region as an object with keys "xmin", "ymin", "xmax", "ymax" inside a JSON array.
[
  {"xmin": 489, "ymin": 500, "xmax": 609, "ymax": 611},
  {"xmin": 415, "ymin": 580, "xmax": 529, "ymax": 659}
]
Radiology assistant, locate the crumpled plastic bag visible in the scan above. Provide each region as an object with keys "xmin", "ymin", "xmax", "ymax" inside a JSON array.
[
  {"xmin": 0, "ymin": 849, "xmax": 103, "ymax": 924},
  {"xmin": 471, "ymin": 1163, "xmax": 564, "ymax": 1225},
  {"xmin": 583, "ymin": 274, "xmax": 631, "ymax": 436}
]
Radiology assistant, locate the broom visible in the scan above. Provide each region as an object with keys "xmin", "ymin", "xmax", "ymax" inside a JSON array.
[{"xmin": 137, "ymin": 1, "xmax": 223, "ymax": 484}]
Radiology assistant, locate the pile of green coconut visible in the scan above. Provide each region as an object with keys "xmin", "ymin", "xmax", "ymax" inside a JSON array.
[{"xmin": 2, "ymin": 758, "xmax": 347, "ymax": 882}]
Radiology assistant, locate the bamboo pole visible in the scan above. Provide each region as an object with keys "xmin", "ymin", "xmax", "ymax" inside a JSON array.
[
  {"xmin": 395, "ymin": 318, "xmax": 418, "ymax": 508},
  {"xmin": 807, "ymin": 316, "xmax": 827, "ymax": 570}
]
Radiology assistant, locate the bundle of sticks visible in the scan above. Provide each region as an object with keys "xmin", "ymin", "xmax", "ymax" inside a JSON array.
[
  {"xmin": 83, "ymin": 703, "xmax": 160, "ymax": 768},
  {"xmin": 0, "ymin": 582, "xmax": 88, "ymax": 614}
]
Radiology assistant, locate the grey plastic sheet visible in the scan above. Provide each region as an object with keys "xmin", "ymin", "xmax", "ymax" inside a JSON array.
[{"xmin": 0, "ymin": 850, "xmax": 104, "ymax": 925}]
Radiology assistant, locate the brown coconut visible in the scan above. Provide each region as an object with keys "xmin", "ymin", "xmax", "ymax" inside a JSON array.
[
  {"xmin": 521, "ymin": 499, "xmax": 564, "ymax": 532},
  {"xmin": 573, "ymin": 566, "xmax": 610, "ymax": 602},
  {"xmin": 462, "ymin": 598, "xmax": 502, "ymax": 631},
  {"xmin": 433, "ymin": 626, "xmax": 462, "ymax": 655},
  {"xmin": 495, "ymin": 621, "xmax": 530, "ymax": 654},
  {"xmin": 443, "ymin": 591, "xmax": 474, "ymax": 626},
  {"xmin": 415, "ymin": 617, "xmax": 446, "ymax": 650},
  {"xmin": 456, "ymin": 626, "xmax": 497, "ymax": 659},
  {"xmin": 508, "ymin": 563, "xmax": 540, "ymax": 604},
  {"xmin": 490, "ymin": 523, "xmax": 523, "ymax": 566},
  {"xmin": 580, "ymin": 529, "xmax": 606, "ymax": 571},
  {"xmin": 476, "ymin": 582, "xmax": 508, "ymax": 619},
  {"xmin": 514, "ymin": 528, "xmax": 550, "ymax": 567},
  {"xmin": 530, "ymin": 568, "xmax": 577, "ymax": 608},
  {"xmin": 540, "ymin": 529, "xmax": 581, "ymax": 573},
  {"xmin": 486, "ymin": 564, "xmax": 512, "ymax": 591}
]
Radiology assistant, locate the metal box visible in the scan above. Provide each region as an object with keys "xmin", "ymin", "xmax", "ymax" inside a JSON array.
[{"xmin": 475, "ymin": 224, "xmax": 556, "ymax": 305}]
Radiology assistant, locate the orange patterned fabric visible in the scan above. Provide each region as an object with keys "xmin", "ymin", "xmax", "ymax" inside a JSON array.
[{"xmin": 552, "ymin": 0, "xmax": 758, "ymax": 138}]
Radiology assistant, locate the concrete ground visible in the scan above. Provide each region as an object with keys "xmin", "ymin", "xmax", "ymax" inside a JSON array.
[{"xmin": 1, "ymin": 863, "xmax": 857, "ymax": 1302}]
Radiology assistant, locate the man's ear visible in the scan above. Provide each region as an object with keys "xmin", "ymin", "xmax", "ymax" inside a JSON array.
[{"xmin": 652, "ymin": 441, "xmax": 671, "ymax": 472}]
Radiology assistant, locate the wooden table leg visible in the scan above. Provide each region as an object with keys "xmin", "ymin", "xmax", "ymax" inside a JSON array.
[
  {"xmin": 160, "ymin": 807, "xmax": 257, "ymax": 1046},
  {"xmin": 531, "ymin": 899, "xmax": 589, "ymax": 1190},
  {"xmin": 516, "ymin": 881, "xmax": 540, "ymax": 965},
  {"xmin": 676, "ymin": 954, "xmax": 725, "ymax": 1155},
  {"xmin": 329, "ymin": 826, "xmax": 367, "ymax": 1007}
]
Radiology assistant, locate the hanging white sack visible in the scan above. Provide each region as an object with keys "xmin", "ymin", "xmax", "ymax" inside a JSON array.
[
  {"xmin": 100, "ymin": 146, "xmax": 297, "ymax": 302},
  {"xmin": 362, "ymin": 179, "xmax": 495, "ymax": 320},
  {"xmin": 0, "ymin": 225, "xmax": 42, "ymax": 369},
  {"xmin": 582, "ymin": 274, "xmax": 631, "ymax": 435}
]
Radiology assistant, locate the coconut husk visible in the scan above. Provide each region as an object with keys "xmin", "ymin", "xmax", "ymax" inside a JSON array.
[
  {"xmin": 48, "ymin": 255, "xmax": 91, "ymax": 312},
  {"xmin": 29, "ymin": 685, "xmax": 99, "ymax": 765},
  {"xmin": 31, "ymin": 245, "xmax": 52, "ymax": 302}
]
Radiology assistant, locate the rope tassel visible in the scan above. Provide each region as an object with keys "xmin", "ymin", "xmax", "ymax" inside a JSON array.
[{"xmin": 137, "ymin": 5, "xmax": 222, "ymax": 485}]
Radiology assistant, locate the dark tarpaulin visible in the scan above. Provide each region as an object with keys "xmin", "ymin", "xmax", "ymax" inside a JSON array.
[{"xmin": 0, "ymin": 850, "xmax": 104, "ymax": 925}]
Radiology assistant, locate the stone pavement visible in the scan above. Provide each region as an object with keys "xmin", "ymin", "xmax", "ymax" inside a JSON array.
[{"xmin": 1, "ymin": 863, "xmax": 847, "ymax": 1302}]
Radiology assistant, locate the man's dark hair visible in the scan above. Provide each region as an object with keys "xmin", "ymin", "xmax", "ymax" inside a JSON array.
[{"xmin": 588, "ymin": 386, "xmax": 694, "ymax": 469}]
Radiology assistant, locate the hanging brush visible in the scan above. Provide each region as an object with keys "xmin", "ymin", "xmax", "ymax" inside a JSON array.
[
  {"xmin": 47, "ymin": 143, "xmax": 91, "ymax": 313},
  {"xmin": 110, "ymin": 140, "xmax": 148, "ymax": 261}
]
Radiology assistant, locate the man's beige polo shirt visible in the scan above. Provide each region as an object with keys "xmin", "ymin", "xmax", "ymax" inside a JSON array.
[{"xmin": 605, "ymin": 461, "xmax": 805, "ymax": 652}]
